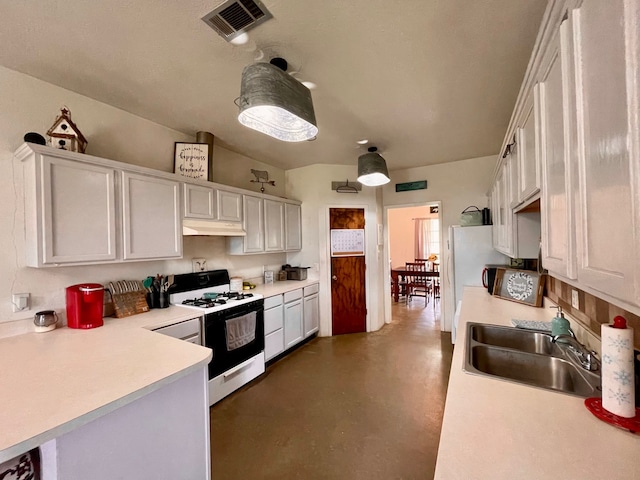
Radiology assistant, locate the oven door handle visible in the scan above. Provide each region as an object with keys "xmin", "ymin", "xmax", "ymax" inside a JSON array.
[{"xmin": 223, "ymin": 356, "xmax": 256, "ymax": 379}]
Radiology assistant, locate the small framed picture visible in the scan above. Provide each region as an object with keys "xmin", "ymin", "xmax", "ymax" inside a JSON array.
[
  {"xmin": 493, "ymin": 268, "xmax": 546, "ymax": 307},
  {"xmin": 174, "ymin": 143, "xmax": 209, "ymax": 180},
  {"xmin": 264, "ymin": 271, "xmax": 274, "ymax": 284}
]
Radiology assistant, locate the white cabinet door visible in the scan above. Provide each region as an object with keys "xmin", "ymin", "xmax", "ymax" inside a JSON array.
[
  {"xmin": 242, "ymin": 195, "xmax": 264, "ymax": 253},
  {"xmin": 264, "ymin": 301, "xmax": 284, "ymax": 360},
  {"xmin": 216, "ymin": 190, "xmax": 242, "ymax": 222},
  {"xmin": 303, "ymin": 293, "xmax": 319, "ymax": 337},
  {"xmin": 264, "ymin": 199, "xmax": 284, "ymax": 252},
  {"xmin": 518, "ymin": 95, "xmax": 540, "ymax": 202},
  {"xmin": 37, "ymin": 156, "xmax": 117, "ymax": 265},
  {"xmin": 284, "ymin": 298, "xmax": 303, "ymax": 349},
  {"xmin": 494, "ymin": 164, "xmax": 513, "ymax": 256},
  {"xmin": 570, "ymin": 0, "xmax": 639, "ymax": 304},
  {"xmin": 285, "ymin": 203, "xmax": 302, "ymax": 251},
  {"xmin": 507, "ymin": 148, "xmax": 520, "ymax": 209},
  {"xmin": 184, "ymin": 183, "xmax": 215, "ymax": 219},
  {"xmin": 122, "ymin": 172, "xmax": 182, "ymax": 260},
  {"xmin": 491, "ymin": 185, "xmax": 500, "ymax": 250},
  {"xmin": 539, "ymin": 24, "xmax": 577, "ymax": 280}
]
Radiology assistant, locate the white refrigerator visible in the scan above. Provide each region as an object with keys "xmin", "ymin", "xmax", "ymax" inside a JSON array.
[{"xmin": 448, "ymin": 225, "xmax": 508, "ymax": 344}]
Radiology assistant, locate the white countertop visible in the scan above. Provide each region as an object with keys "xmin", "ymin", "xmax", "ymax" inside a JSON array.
[
  {"xmin": 0, "ymin": 307, "xmax": 211, "ymax": 463},
  {"xmin": 435, "ymin": 287, "xmax": 639, "ymax": 479},
  {"xmin": 250, "ymin": 278, "xmax": 319, "ymax": 298}
]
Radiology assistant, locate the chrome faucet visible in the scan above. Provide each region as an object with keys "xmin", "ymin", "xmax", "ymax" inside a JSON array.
[{"xmin": 552, "ymin": 334, "xmax": 600, "ymax": 372}]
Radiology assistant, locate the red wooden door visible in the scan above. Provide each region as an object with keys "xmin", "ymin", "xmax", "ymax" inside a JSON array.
[{"xmin": 330, "ymin": 208, "xmax": 366, "ymax": 335}]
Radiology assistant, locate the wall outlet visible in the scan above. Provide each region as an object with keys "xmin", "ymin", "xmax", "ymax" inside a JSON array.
[
  {"xmin": 571, "ymin": 289, "xmax": 579, "ymax": 310},
  {"xmin": 192, "ymin": 258, "xmax": 207, "ymax": 272},
  {"xmin": 12, "ymin": 293, "xmax": 30, "ymax": 312}
]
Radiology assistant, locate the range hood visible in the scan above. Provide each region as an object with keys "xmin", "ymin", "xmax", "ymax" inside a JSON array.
[{"xmin": 183, "ymin": 219, "xmax": 246, "ymax": 236}]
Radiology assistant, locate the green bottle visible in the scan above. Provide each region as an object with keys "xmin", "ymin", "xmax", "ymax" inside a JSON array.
[{"xmin": 551, "ymin": 306, "xmax": 571, "ymax": 337}]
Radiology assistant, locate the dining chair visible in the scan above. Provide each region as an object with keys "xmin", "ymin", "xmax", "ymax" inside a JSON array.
[{"xmin": 405, "ymin": 262, "xmax": 431, "ymax": 305}]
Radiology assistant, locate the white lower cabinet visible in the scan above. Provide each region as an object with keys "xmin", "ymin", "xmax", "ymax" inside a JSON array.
[
  {"xmin": 283, "ymin": 289, "xmax": 303, "ymax": 349},
  {"xmin": 303, "ymin": 284, "xmax": 319, "ymax": 337},
  {"xmin": 264, "ymin": 295, "xmax": 284, "ymax": 361}
]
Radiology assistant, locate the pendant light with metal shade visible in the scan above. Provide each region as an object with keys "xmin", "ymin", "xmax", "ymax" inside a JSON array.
[
  {"xmin": 237, "ymin": 58, "xmax": 318, "ymax": 142},
  {"xmin": 357, "ymin": 146, "xmax": 390, "ymax": 186}
]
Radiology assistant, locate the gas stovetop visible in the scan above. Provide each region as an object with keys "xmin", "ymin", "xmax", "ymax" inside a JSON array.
[
  {"xmin": 168, "ymin": 270, "xmax": 263, "ymax": 314},
  {"xmin": 181, "ymin": 292, "xmax": 258, "ymax": 308}
]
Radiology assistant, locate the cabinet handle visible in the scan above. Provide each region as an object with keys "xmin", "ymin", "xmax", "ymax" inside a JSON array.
[
  {"xmin": 223, "ymin": 357, "xmax": 255, "ymax": 379},
  {"xmin": 332, "ymin": 275, "xmax": 337, "ymax": 281}
]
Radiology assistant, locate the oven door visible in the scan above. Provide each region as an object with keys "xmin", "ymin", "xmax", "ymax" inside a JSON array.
[{"xmin": 204, "ymin": 299, "xmax": 264, "ymax": 378}]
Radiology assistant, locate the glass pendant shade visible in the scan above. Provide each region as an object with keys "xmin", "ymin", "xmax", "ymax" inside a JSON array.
[
  {"xmin": 238, "ymin": 63, "xmax": 318, "ymax": 142},
  {"xmin": 357, "ymin": 152, "xmax": 390, "ymax": 186}
]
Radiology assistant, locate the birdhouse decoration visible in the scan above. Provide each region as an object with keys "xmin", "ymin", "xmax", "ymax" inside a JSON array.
[{"xmin": 46, "ymin": 107, "xmax": 87, "ymax": 153}]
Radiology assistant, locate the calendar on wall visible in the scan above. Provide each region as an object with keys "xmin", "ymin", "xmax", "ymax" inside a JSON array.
[{"xmin": 330, "ymin": 229, "xmax": 365, "ymax": 257}]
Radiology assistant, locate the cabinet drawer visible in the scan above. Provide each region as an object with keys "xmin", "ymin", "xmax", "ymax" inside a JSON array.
[
  {"xmin": 304, "ymin": 283, "xmax": 319, "ymax": 296},
  {"xmin": 264, "ymin": 295, "xmax": 283, "ymax": 310},
  {"xmin": 264, "ymin": 304, "xmax": 284, "ymax": 335},
  {"xmin": 152, "ymin": 317, "xmax": 202, "ymax": 342},
  {"xmin": 284, "ymin": 289, "xmax": 303, "ymax": 303},
  {"xmin": 265, "ymin": 329, "xmax": 284, "ymax": 361}
]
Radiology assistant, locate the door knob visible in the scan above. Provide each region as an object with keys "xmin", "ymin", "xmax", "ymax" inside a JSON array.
[{"xmin": 332, "ymin": 275, "xmax": 337, "ymax": 281}]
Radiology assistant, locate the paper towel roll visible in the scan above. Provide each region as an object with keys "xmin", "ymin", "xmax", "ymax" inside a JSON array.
[{"xmin": 601, "ymin": 323, "xmax": 635, "ymax": 418}]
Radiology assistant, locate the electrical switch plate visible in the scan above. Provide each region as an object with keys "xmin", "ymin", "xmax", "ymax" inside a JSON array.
[
  {"xmin": 12, "ymin": 293, "xmax": 30, "ymax": 312},
  {"xmin": 571, "ymin": 289, "xmax": 579, "ymax": 310},
  {"xmin": 192, "ymin": 258, "xmax": 207, "ymax": 273}
]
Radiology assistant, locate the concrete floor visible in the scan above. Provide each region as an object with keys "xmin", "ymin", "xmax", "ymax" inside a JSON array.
[{"xmin": 210, "ymin": 300, "xmax": 454, "ymax": 480}]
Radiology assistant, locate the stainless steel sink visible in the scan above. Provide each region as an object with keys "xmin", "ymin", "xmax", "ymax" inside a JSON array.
[
  {"xmin": 470, "ymin": 323, "xmax": 563, "ymax": 356},
  {"xmin": 464, "ymin": 323, "xmax": 601, "ymax": 398}
]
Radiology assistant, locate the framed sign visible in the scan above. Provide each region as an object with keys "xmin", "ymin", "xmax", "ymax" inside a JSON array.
[
  {"xmin": 493, "ymin": 268, "xmax": 546, "ymax": 307},
  {"xmin": 174, "ymin": 142, "xmax": 209, "ymax": 180}
]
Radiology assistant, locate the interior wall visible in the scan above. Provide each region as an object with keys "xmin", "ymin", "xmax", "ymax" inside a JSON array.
[
  {"xmin": 285, "ymin": 165, "xmax": 385, "ymax": 335},
  {"xmin": 0, "ymin": 66, "xmax": 286, "ymax": 335},
  {"xmin": 388, "ymin": 205, "xmax": 436, "ymax": 267},
  {"xmin": 382, "ymin": 155, "xmax": 498, "ymax": 332}
]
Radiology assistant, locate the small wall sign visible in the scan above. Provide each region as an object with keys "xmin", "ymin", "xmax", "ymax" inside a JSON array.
[
  {"xmin": 174, "ymin": 143, "xmax": 209, "ymax": 180},
  {"xmin": 395, "ymin": 180, "xmax": 427, "ymax": 192},
  {"xmin": 493, "ymin": 268, "xmax": 546, "ymax": 307}
]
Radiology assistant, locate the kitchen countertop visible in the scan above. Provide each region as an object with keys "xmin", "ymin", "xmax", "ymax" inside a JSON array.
[
  {"xmin": 249, "ymin": 278, "xmax": 319, "ymax": 298},
  {"xmin": 0, "ymin": 306, "xmax": 211, "ymax": 463},
  {"xmin": 435, "ymin": 287, "xmax": 639, "ymax": 479}
]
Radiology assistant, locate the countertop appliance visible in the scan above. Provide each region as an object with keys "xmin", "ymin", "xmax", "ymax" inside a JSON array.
[
  {"xmin": 169, "ymin": 270, "xmax": 265, "ymax": 405},
  {"xmin": 66, "ymin": 283, "xmax": 105, "ymax": 329},
  {"xmin": 447, "ymin": 225, "xmax": 508, "ymax": 344}
]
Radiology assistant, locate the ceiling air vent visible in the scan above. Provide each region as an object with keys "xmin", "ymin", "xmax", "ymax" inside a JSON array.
[{"xmin": 202, "ymin": 0, "xmax": 273, "ymax": 42}]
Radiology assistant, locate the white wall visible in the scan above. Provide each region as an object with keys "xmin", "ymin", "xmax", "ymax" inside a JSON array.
[
  {"xmin": 382, "ymin": 155, "xmax": 497, "ymax": 331},
  {"xmin": 0, "ymin": 66, "xmax": 286, "ymax": 335},
  {"xmin": 285, "ymin": 165, "xmax": 386, "ymax": 335}
]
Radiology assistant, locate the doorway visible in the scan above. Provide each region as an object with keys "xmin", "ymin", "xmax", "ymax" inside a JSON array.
[
  {"xmin": 385, "ymin": 203, "xmax": 443, "ymax": 323},
  {"xmin": 329, "ymin": 207, "xmax": 367, "ymax": 335}
]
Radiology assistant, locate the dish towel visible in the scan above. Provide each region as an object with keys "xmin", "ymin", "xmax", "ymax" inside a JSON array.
[{"xmin": 225, "ymin": 311, "xmax": 256, "ymax": 351}]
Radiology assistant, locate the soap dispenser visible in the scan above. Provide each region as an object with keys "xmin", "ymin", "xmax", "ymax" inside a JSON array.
[{"xmin": 550, "ymin": 306, "xmax": 571, "ymax": 337}]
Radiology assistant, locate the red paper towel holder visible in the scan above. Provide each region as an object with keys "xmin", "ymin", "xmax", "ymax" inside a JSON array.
[{"xmin": 584, "ymin": 397, "xmax": 640, "ymax": 434}]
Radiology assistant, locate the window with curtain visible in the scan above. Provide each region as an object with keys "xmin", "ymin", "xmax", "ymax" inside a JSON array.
[{"xmin": 415, "ymin": 218, "xmax": 440, "ymax": 259}]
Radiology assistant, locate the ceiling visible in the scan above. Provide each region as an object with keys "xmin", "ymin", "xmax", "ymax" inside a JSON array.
[{"xmin": 0, "ymin": 0, "xmax": 547, "ymax": 171}]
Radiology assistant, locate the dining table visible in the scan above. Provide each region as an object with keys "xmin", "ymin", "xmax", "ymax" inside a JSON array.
[{"xmin": 391, "ymin": 266, "xmax": 439, "ymax": 302}]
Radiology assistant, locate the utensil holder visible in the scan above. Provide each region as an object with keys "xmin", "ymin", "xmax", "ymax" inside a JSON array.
[{"xmin": 159, "ymin": 292, "xmax": 169, "ymax": 309}]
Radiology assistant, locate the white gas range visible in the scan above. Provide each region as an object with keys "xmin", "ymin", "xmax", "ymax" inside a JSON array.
[{"xmin": 169, "ymin": 270, "xmax": 265, "ymax": 405}]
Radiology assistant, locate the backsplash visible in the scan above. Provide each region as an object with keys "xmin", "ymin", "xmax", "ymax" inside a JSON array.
[{"xmin": 546, "ymin": 276, "xmax": 640, "ymax": 350}]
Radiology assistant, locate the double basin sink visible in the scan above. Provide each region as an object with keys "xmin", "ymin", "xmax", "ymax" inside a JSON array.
[{"xmin": 464, "ymin": 323, "xmax": 601, "ymax": 398}]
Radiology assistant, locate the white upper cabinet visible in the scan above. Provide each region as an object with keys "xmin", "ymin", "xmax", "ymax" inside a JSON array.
[
  {"xmin": 284, "ymin": 203, "xmax": 302, "ymax": 251},
  {"xmin": 569, "ymin": 0, "xmax": 639, "ymax": 304},
  {"xmin": 539, "ymin": 22, "xmax": 577, "ymax": 280},
  {"xmin": 216, "ymin": 190, "xmax": 242, "ymax": 222},
  {"xmin": 184, "ymin": 183, "xmax": 215, "ymax": 219},
  {"xmin": 20, "ymin": 151, "xmax": 117, "ymax": 266},
  {"xmin": 122, "ymin": 171, "xmax": 182, "ymax": 260},
  {"xmin": 241, "ymin": 195, "xmax": 265, "ymax": 253},
  {"xmin": 517, "ymin": 94, "xmax": 540, "ymax": 203},
  {"xmin": 264, "ymin": 199, "xmax": 285, "ymax": 252}
]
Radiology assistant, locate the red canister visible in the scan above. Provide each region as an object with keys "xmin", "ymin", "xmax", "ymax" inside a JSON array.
[{"xmin": 66, "ymin": 283, "xmax": 104, "ymax": 329}]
